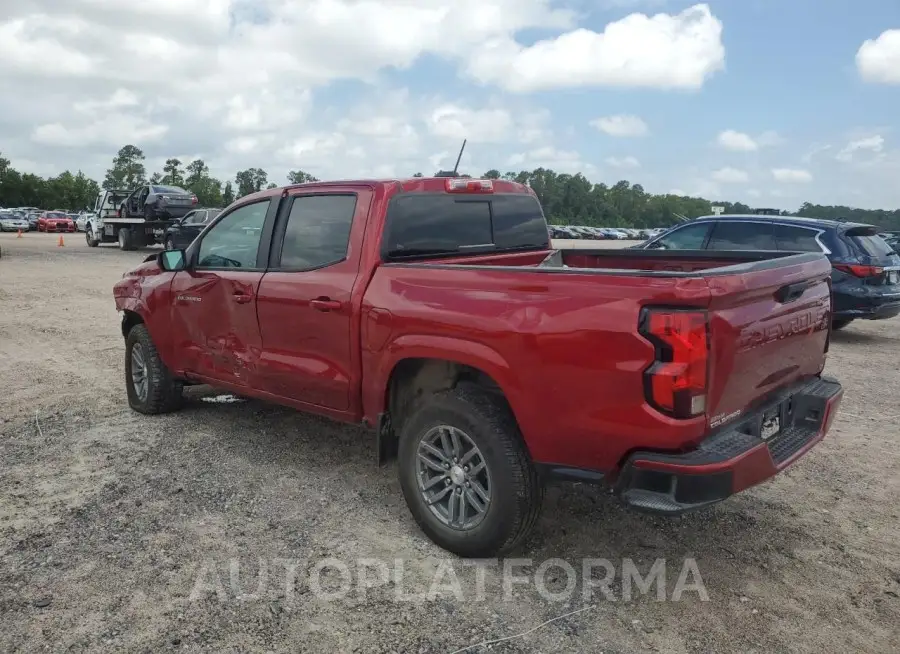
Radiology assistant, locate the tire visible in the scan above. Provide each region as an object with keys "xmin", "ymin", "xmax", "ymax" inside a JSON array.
[
  {"xmin": 86, "ymin": 227, "xmax": 100, "ymax": 247},
  {"xmin": 118, "ymin": 227, "xmax": 136, "ymax": 251},
  {"xmin": 397, "ymin": 383, "xmax": 542, "ymax": 558},
  {"xmin": 165, "ymin": 236, "xmax": 175, "ymax": 251},
  {"xmin": 125, "ymin": 323, "xmax": 183, "ymax": 414},
  {"xmin": 832, "ymin": 318, "xmax": 853, "ymax": 331}
]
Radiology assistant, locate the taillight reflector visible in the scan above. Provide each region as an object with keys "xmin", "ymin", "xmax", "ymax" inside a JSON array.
[
  {"xmin": 640, "ymin": 309, "xmax": 709, "ymax": 418},
  {"xmin": 445, "ymin": 178, "xmax": 493, "ymax": 193},
  {"xmin": 834, "ymin": 264, "xmax": 883, "ymax": 277}
]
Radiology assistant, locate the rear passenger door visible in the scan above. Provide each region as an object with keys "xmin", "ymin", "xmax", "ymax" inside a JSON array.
[
  {"xmin": 706, "ymin": 221, "xmax": 777, "ymax": 251},
  {"xmin": 255, "ymin": 186, "xmax": 373, "ymax": 413}
]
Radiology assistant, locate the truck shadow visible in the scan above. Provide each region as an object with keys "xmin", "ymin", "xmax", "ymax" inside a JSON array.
[{"xmin": 175, "ymin": 390, "xmax": 811, "ymax": 572}]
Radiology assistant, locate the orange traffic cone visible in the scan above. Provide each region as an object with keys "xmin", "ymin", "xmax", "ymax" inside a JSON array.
[
  {"xmin": 57, "ymin": 234, "xmax": 65, "ymax": 247},
  {"xmin": 17, "ymin": 229, "xmax": 22, "ymax": 238}
]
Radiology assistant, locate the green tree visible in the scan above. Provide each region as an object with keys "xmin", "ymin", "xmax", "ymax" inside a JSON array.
[
  {"xmin": 287, "ymin": 170, "xmax": 319, "ymax": 184},
  {"xmin": 103, "ymin": 145, "xmax": 146, "ymax": 190},
  {"xmin": 183, "ymin": 159, "xmax": 223, "ymax": 207},
  {"xmin": 162, "ymin": 158, "xmax": 183, "ymax": 186},
  {"xmin": 149, "ymin": 172, "xmax": 162, "ymax": 184},
  {"xmin": 222, "ymin": 181, "xmax": 235, "ymax": 206}
]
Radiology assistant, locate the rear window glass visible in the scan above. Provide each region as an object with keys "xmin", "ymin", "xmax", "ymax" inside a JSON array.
[
  {"xmin": 707, "ymin": 221, "xmax": 777, "ymax": 250},
  {"xmin": 383, "ymin": 193, "xmax": 549, "ymax": 257},
  {"xmin": 848, "ymin": 234, "xmax": 895, "ymax": 258},
  {"xmin": 771, "ymin": 225, "xmax": 823, "ymax": 252},
  {"xmin": 152, "ymin": 185, "xmax": 187, "ymax": 194}
]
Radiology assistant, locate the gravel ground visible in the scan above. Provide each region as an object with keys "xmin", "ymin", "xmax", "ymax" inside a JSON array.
[{"xmin": 1, "ymin": 232, "xmax": 898, "ymax": 653}]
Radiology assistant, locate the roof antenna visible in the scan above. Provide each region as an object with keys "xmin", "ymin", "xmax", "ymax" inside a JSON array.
[
  {"xmin": 434, "ymin": 139, "xmax": 467, "ymax": 177},
  {"xmin": 452, "ymin": 139, "xmax": 466, "ymax": 175}
]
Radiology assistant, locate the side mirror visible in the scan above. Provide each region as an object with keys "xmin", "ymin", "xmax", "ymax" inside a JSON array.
[{"xmin": 159, "ymin": 249, "xmax": 186, "ymax": 271}]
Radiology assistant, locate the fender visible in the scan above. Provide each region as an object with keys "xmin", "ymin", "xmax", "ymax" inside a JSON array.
[{"xmin": 364, "ymin": 333, "xmax": 527, "ymax": 433}]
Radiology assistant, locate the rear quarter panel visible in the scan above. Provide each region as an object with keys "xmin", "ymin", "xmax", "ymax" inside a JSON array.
[{"xmin": 362, "ymin": 264, "xmax": 713, "ymax": 472}]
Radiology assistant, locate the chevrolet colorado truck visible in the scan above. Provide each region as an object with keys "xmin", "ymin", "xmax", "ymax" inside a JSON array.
[{"xmin": 113, "ymin": 177, "xmax": 843, "ymax": 557}]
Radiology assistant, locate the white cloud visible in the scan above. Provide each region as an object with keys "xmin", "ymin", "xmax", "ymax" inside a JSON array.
[
  {"xmin": 427, "ymin": 105, "xmax": 514, "ymax": 143},
  {"xmin": 711, "ymin": 167, "xmax": 749, "ymax": 183},
  {"xmin": 506, "ymin": 146, "xmax": 597, "ymax": 175},
  {"xmin": 466, "ymin": 3, "xmax": 725, "ymax": 92},
  {"xmin": 591, "ymin": 115, "xmax": 649, "ymax": 137},
  {"xmin": 836, "ymin": 135, "xmax": 885, "ymax": 162},
  {"xmin": 717, "ymin": 130, "xmax": 757, "ymax": 151},
  {"xmin": 856, "ymin": 30, "xmax": 900, "ymax": 84},
  {"xmin": 772, "ymin": 168, "xmax": 813, "ymax": 183},
  {"xmin": 716, "ymin": 129, "xmax": 781, "ymax": 151},
  {"xmin": 605, "ymin": 156, "xmax": 641, "ymax": 168}
]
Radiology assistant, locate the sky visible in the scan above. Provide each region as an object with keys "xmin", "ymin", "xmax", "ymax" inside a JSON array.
[{"xmin": 1, "ymin": 0, "xmax": 899, "ymax": 210}]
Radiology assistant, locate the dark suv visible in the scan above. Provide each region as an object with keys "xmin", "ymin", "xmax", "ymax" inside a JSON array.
[{"xmin": 639, "ymin": 214, "xmax": 900, "ymax": 330}]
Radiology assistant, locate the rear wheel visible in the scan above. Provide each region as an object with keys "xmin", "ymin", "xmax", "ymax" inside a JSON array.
[
  {"xmin": 832, "ymin": 318, "xmax": 853, "ymax": 331},
  {"xmin": 118, "ymin": 227, "xmax": 136, "ymax": 251},
  {"xmin": 125, "ymin": 324, "xmax": 183, "ymax": 414},
  {"xmin": 397, "ymin": 383, "xmax": 542, "ymax": 558}
]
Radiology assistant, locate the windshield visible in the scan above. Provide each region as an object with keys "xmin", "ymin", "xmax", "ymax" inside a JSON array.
[
  {"xmin": 47, "ymin": 212, "xmax": 67, "ymax": 218},
  {"xmin": 152, "ymin": 185, "xmax": 188, "ymax": 194}
]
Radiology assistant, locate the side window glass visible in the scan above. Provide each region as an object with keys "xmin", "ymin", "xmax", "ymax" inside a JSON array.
[
  {"xmin": 772, "ymin": 225, "xmax": 823, "ymax": 252},
  {"xmin": 707, "ymin": 222, "xmax": 776, "ymax": 250},
  {"xmin": 650, "ymin": 223, "xmax": 711, "ymax": 250},
  {"xmin": 279, "ymin": 195, "xmax": 357, "ymax": 269},
  {"xmin": 197, "ymin": 200, "xmax": 270, "ymax": 268},
  {"xmin": 181, "ymin": 212, "xmax": 195, "ymax": 225}
]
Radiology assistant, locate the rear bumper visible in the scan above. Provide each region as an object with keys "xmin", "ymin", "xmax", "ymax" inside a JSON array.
[
  {"xmin": 614, "ymin": 376, "xmax": 843, "ymax": 514},
  {"xmin": 834, "ymin": 287, "xmax": 900, "ymax": 320}
]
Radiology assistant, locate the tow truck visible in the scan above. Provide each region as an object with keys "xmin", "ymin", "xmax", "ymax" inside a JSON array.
[{"xmin": 85, "ymin": 186, "xmax": 197, "ymax": 250}]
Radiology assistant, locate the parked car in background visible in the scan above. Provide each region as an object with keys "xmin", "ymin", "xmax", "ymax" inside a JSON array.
[
  {"xmin": 163, "ymin": 208, "xmax": 222, "ymax": 250},
  {"xmin": 37, "ymin": 211, "xmax": 76, "ymax": 233},
  {"xmin": 884, "ymin": 234, "xmax": 900, "ymax": 255},
  {"xmin": 25, "ymin": 213, "xmax": 40, "ymax": 231},
  {"xmin": 0, "ymin": 212, "xmax": 30, "ymax": 232},
  {"xmin": 75, "ymin": 212, "xmax": 91, "ymax": 232},
  {"xmin": 640, "ymin": 214, "xmax": 900, "ymax": 330}
]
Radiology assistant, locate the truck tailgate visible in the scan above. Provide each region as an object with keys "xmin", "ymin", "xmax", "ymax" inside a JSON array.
[{"xmin": 705, "ymin": 255, "xmax": 833, "ymax": 428}]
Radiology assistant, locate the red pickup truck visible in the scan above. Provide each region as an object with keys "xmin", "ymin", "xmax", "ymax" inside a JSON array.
[{"xmin": 113, "ymin": 177, "xmax": 843, "ymax": 557}]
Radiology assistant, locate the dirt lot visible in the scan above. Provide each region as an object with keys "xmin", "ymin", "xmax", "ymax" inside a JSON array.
[{"xmin": 1, "ymin": 232, "xmax": 898, "ymax": 653}]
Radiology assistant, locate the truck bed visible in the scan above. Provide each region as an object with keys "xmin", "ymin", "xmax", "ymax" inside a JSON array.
[{"xmin": 364, "ymin": 248, "xmax": 833, "ymax": 472}]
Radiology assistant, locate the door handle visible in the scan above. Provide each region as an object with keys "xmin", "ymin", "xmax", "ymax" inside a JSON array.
[
  {"xmin": 233, "ymin": 291, "xmax": 252, "ymax": 304},
  {"xmin": 310, "ymin": 298, "xmax": 342, "ymax": 312}
]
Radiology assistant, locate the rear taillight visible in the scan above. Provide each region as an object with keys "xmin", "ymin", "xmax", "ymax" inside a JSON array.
[
  {"xmin": 639, "ymin": 308, "xmax": 709, "ymax": 419},
  {"xmin": 117, "ymin": 208, "xmax": 121, "ymax": 217},
  {"xmin": 191, "ymin": 195, "xmax": 198, "ymax": 204},
  {"xmin": 834, "ymin": 264, "xmax": 883, "ymax": 277},
  {"xmin": 445, "ymin": 178, "xmax": 493, "ymax": 193}
]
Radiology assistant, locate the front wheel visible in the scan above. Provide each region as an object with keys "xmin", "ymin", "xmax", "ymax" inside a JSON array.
[
  {"xmin": 125, "ymin": 323, "xmax": 183, "ymax": 414},
  {"xmin": 86, "ymin": 227, "xmax": 100, "ymax": 247},
  {"xmin": 832, "ymin": 318, "xmax": 854, "ymax": 331},
  {"xmin": 397, "ymin": 384, "xmax": 543, "ymax": 558}
]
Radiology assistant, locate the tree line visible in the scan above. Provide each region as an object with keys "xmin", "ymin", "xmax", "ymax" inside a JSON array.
[{"xmin": 2, "ymin": 145, "xmax": 899, "ymax": 231}]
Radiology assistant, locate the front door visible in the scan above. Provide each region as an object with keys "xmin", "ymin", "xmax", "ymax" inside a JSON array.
[
  {"xmin": 169, "ymin": 198, "xmax": 273, "ymax": 386},
  {"xmin": 256, "ymin": 188, "xmax": 371, "ymax": 410}
]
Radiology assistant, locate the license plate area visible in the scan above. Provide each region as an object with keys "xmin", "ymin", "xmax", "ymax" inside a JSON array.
[{"xmin": 888, "ymin": 270, "xmax": 898, "ymax": 285}]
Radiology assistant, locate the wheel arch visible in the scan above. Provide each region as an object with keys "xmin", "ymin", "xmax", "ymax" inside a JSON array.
[{"xmin": 369, "ymin": 337, "xmax": 528, "ymax": 464}]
